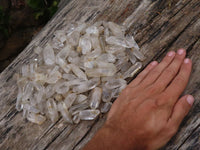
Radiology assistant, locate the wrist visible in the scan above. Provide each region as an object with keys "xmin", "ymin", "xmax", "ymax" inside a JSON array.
[{"xmin": 100, "ymin": 124, "xmax": 135, "ymax": 150}]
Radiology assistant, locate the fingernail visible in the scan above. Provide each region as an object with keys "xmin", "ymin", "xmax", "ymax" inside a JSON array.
[
  {"xmin": 151, "ymin": 61, "xmax": 158, "ymax": 66},
  {"xmin": 186, "ymin": 95, "xmax": 194, "ymax": 105},
  {"xmin": 167, "ymin": 51, "xmax": 175, "ymax": 57},
  {"xmin": 177, "ymin": 49, "xmax": 185, "ymax": 55},
  {"xmin": 184, "ymin": 58, "xmax": 190, "ymax": 64}
]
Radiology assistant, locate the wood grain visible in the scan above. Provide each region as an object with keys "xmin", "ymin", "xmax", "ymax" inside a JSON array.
[{"xmin": 0, "ymin": 0, "xmax": 199, "ymax": 149}]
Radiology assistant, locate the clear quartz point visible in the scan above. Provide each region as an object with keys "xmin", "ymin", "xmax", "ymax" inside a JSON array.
[
  {"xmin": 79, "ymin": 109, "xmax": 100, "ymax": 120},
  {"xmin": 123, "ymin": 62, "xmax": 142, "ymax": 79},
  {"xmin": 131, "ymin": 48, "xmax": 146, "ymax": 61},
  {"xmin": 105, "ymin": 78, "xmax": 127, "ymax": 90},
  {"xmin": 108, "ymin": 22, "xmax": 124, "ymax": 37},
  {"xmin": 64, "ymin": 93, "xmax": 77, "ymax": 108},
  {"xmin": 73, "ymin": 94, "xmax": 87, "ymax": 105},
  {"xmin": 100, "ymin": 102, "xmax": 112, "ymax": 113},
  {"xmin": 125, "ymin": 35, "xmax": 140, "ymax": 49},
  {"xmin": 102, "ymin": 87, "xmax": 112, "ymax": 102},
  {"xmin": 90, "ymin": 87, "xmax": 102, "ymax": 109},
  {"xmin": 79, "ymin": 36, "xmax": 92, "ymax": 55},
  {"xmin": 126, "ymin": 48, "xmax": 137, "ymax": 64},
  {"xmin": 69, "ymin": 102, "xmax": 89, "ymax": 114},
  {"xmin": 58, "ymin": 102, "xmax": 73, "ymax": 123},
  {"xmin": 73, "ymin": 114, "xmax": 80, "ymax": 124},
  {"xmin": 27, "ymin": 113, "xmax": 46, "ymax": 125},
  {"xmin": 46, "ymin": 98, "xmax": 59, "ymax": 122},
  {"xmin": 85, "ymin": 64, "xmax": 117, "ymax": 77},
  {"xmin": 54, "ymin": 80, "xmax": 69, "ymax": 94},
  {"xmin": 70, "ymin": 64, "xmax": 87, "ymax": 80},
  {"xmin": 43, "ymin": 44, "xmax": 55, "ymax": 65}
]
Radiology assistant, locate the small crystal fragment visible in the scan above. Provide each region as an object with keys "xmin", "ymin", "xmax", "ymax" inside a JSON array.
[
  {"xmin": 46, "ymin": 98, "xmax": 59, "ymax": 122},
  {"xmin": 105, "ymin": 78, "xmax": 127, "ymax": 90},
  {"xmin": 69, "ymin": 102, "xmax": 89, "ymax": 114},
  {"xmin": 73, "ymin": 94, "xmax": 87, "ymax": 105},
  {"xmin": 27, "ymin": 113, "xmax": 46, "ymax": 125},
  {"xmin": 64, "ymin": 93, "xmax": 77, "ymax": 108},
  {"xmin": 90, "ymin": 87, "xmax": 102, "ymax": 109},
  {"xmin": 79, "ymin": 109, "xmax": 100, "ymax": 120},
  {"xmin": 54, "ymin": 80, "xmax": 69, "ymax": 94},
  {"xmin": 46, "ymin": 66, "xmax": 62, "ymax": 84},
  {"xmin": 43, "ymin": 44, "xmax": 55, "ymax": 65},
  {"xmin": 96, "ymin": 53, "xmax": 116, "ymax": 63},
  {"xmin": 58, "ymin": 102, "xmax": 73, "ymax": 123},
  {"xmin": 102, "ymin": 87, "xmax": 112, "ymax": 102},
  {"xmin": 85, "ymin": 64, "xmax": 117, "ymax": 77},
  {"xmin": 126, "ymin": 48, "xmax": 137, "ymax": 64},
  {"xmin": 100, "ymin": 102, "xmax": 112, "ymax": 113},
  {"xmin": 131, "ymin": 48, "xmax": 146, "ymax": 61},
  {"xmin": 86, "ymin": 26, "xmax": 99, "ymax": 36},
  {"xmin": 73, "ymin": 114, "xmax": 80, "ymax": 124},
  {"xmin": 79, "ymin": 36, "xmax": 92, "ymax": 54},
  {"xmin": 108, "ymin": 22, "xmax": 124, "ymax": 37},
  {"xmin": 123, "ymin": 62, "xmax": 142, "ymax": 79},
  {"xmin": 70, "ymin": 64, "xmax": 87, "ymax": 80},
  {"xmin": 62, "ymin": 73, "xmax": 76, "ymax": 80},
  {"xmin": 106, "ymin": 36, "xmax": 127, "ymax": 47},
  {"xmin": 23, "ymin": 82, "xmax": 33, "ymax": 100}
]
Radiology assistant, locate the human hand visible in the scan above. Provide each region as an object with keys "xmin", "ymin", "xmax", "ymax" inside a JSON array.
[{"xmin": 83, "ymin": 49, "xmax": 194, "ymax": 150}]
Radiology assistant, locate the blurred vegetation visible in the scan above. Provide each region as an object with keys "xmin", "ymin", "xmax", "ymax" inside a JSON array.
[
  {"xmin": 0, "ymin": 0, "xmax": 59, "ymax": 39},
  {"xmin": 26, "ymin": 0, "xmax": 59, "ymax": 22},
  {"xmin": 0, "ymin": 6, "xmax": 10, "ymax": 38}
]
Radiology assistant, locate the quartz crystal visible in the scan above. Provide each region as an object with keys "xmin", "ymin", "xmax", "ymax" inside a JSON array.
[
  {"xmin": 79, "ymin": 109, "xmax": 100, "ymax": 120},
  {"xmin": 100, "ymin": 102, "xmax": 112, "ymax": 113},
  {"xmin": 27, "ymin": 113, "xmax": 46, "ymax": 125},
  {"xmin": 90, "ymin": 87, "xmax": 102, "ymax": 109},
  {"xmin": 16, "ymin": 21, "xmax": 145, "ymax": 125},
  {"xmin": 46, "ymin": 98, "xmax": 59, "ymax": 122},
  {"xmin": 43, "ymin": 44, "xmax": 55, "ymax": 65}
]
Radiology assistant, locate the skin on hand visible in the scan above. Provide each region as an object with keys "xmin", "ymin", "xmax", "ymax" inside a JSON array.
[{"xmin": 83, "ymin": 49, "xmax": 194, "ymax": 150}]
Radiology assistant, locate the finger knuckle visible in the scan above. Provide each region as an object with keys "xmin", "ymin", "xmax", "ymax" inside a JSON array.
[
  {"xmin": 175, "ymin": 74, "xmax": 186, "ymax": 83},
  {"xmin": 166, "ymin": 68, "xmax": 176, "ymax": 76},
  {"xmin": 155, "ymin": 92, "xmax": 171, "ymax": 106},
  {"xmin": 146, "ymin": 85, "xmax": 159, "ymax": 95},
  {"xmin": 151, "ymin": 69, "xmax": 161, "ymax": 76}
]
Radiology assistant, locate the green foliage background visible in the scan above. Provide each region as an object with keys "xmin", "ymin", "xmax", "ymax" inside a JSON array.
[
  {"xmin": 0, "ymin": 6, "xmax": 10, "ymax": 38},
  {"xmin": 26, "ymin": 0, "xmax": 59, "ymax": 22}
]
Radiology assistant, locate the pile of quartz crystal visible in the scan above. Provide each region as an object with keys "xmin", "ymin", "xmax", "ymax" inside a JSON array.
[{"xmin": 16, "ymin": 21, "xmax": 145, "ymax": 125}]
